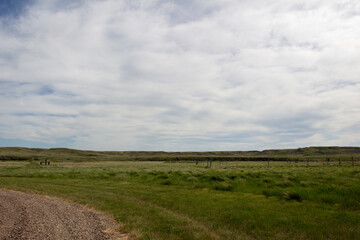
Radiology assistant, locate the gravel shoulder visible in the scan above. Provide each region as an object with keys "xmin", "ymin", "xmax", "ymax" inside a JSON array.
[{"xmin": 0, "ymin": 189, "xmax": 128, "ymax": 240}]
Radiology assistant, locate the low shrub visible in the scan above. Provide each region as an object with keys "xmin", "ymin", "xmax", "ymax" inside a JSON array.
[
  {"xmin": 262, "ymin": 190, "xmax": 271, "ymax": 198},
  {"xmin": 161, "ymin": 179, "xmax": 171, "ymax": 185},
  {"xmin": 283, "ymin": 191, "xmax": 302, "ymax": 202},
  {"xmin": 157, "ymin": 174, "xmax": 169, "ymax": 179},
  {"xmin": 211, "ymin": 175, "xmax": 225, "ymax": 181}
]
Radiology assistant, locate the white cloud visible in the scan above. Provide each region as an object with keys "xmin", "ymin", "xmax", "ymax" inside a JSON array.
[{"xmin": 0, "ymin": 0, "xmax": 360, "ymax": 150}]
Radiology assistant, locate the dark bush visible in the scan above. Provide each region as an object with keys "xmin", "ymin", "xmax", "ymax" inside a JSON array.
[
  {"xmin": 262, "ymin": 190, "xmax": 271, "ymax": 198},
  {"xmin": 161, "ymin": 180, "xmax": 171, "ymax": 185},
  {"xmin": 228, "ymin": 175, "xmax": 237, "ymax": 180},
  {"xmin": 211, "ymin": 175, "xmax": 225, "ymax": 181},
  {"xmin": 283, "ymin": 191, "xmax": 302, "ymax": 202},
  {"xmin": 158, "ymin": 174, "xmax": 169, "ymax": 179}
]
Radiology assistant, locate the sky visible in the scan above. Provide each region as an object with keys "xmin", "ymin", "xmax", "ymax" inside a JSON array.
[{"xmin": 0, "ymin": 0, "xmax": 359, "ymax": 151}]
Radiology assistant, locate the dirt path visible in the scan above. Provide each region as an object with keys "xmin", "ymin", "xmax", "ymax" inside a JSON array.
[{"xmin": 0, "ymin": 189, "xmax": 128, "ymax": 240}]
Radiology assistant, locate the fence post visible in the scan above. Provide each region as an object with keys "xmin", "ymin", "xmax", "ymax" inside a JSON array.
[{"xmin": 352, "ymin": 156, "xmax": 354, "ymax": 167}]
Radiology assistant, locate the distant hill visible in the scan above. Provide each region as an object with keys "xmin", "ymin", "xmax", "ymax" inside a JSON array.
[{"xmin": 0, "ymin": 146, "xmax": 359, "ymax": 162}]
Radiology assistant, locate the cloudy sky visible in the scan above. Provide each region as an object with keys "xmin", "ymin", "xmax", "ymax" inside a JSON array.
[{"xmin": 0, "ymin": 0, "xmax": 359, "ymax": 151}]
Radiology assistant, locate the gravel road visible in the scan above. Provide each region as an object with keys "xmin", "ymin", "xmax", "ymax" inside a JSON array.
[{"xmin": 0, "ymin": 189, "xmax": 127, "ymax": 240}]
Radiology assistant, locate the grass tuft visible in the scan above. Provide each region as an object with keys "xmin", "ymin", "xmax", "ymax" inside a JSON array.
[{"xmin": 213, "ymin": 182, "xmax": 233, "ymax": 191}]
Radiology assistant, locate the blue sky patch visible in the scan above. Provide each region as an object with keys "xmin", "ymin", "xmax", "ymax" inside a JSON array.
[{"xmin": 0, "ymin": 0, "xmax": 34, "ymax": 18}]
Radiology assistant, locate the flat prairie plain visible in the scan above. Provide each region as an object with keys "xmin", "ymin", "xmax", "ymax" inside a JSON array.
[{"xmin": 1, "ymin": 160, "xmax": 359, "ymax": 239}]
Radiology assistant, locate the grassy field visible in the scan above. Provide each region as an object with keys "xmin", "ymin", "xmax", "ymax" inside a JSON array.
[
  {"xmin": 1, "ymin": 146, "xmax": 360, "ymax": 162},
  {"xmin": 1, "ymin": 160, "xmax": 360, "ymax": 239}
]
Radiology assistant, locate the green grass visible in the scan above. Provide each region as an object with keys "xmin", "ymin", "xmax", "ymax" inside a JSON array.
[
  {"xmin": 1, "ymin": 146, "xmax": 360, "ymax": 162},
  {"xmin": 1, "ymin": 161, "xmax": 360, "ymax": 239}
]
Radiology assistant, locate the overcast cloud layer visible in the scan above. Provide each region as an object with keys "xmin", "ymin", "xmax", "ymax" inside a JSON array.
[{"xmin": 0, "ymin": 0, "xmax": 360, "ymax": 151}]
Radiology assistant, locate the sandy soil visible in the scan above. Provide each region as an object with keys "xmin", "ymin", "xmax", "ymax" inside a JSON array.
[{"xmin": 0, "ymin": 189, "xmax": 128, "ymax": 240}]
